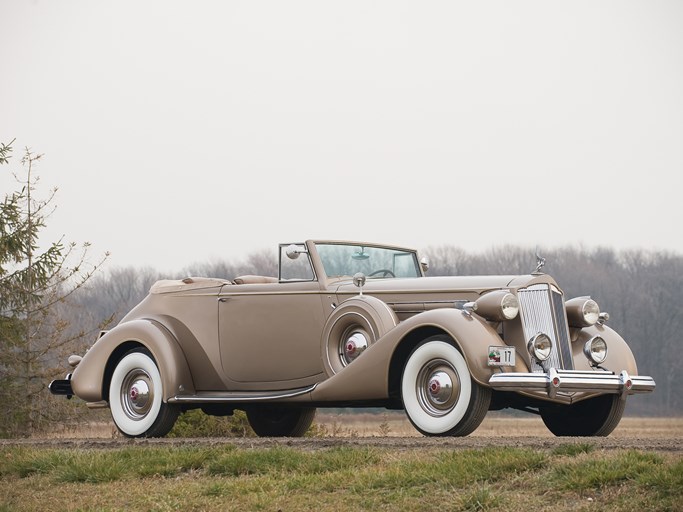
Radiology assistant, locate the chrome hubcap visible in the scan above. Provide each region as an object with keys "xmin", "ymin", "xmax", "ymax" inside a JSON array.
[
  {"xmin": 416, "ymin": 359, "xmax": 461, "ymax": 417},
  {"xmin": 121, "ymin": 370, "xmax": 153, "ymax": 420},
  {"xmin": 428, "ymin": 371, "xmax": 452, "ymax": 404},
  {"xmin": 340, "ymin": 331, "xmax": 369, "ymax": 366}
]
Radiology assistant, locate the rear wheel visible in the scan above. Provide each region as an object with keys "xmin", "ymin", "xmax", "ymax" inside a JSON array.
[
  {"xmin": 540, "ymin": 394, "xmax": 625, "ymax": 436},
  {"xmin": 401, "ymin": 337, "xmax": 490, "ymax": 436},
  {"xmin": 109, "ymin": 348, "xmax": 179, "ymax": 438},
  {"xmin": 246, "ymin": 407, "xmax": 316, "ymax": 437}
]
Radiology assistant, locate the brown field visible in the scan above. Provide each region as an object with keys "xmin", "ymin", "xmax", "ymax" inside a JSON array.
[
  {"xmin": 35, "ymin": 412, "xmax": 683, "ymax": 441},
  {"xmin": 315, "ymin": 412, "xmax": 683, "ymax": 438},
  {"xmin": 5, "ymin": 413, "xmax": 680, "ymax": 512}
]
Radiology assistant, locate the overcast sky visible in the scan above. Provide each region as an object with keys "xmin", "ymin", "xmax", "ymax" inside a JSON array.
[{"xmin": 2, "ymin": 1, "xmax": 682, "ymax": 273}]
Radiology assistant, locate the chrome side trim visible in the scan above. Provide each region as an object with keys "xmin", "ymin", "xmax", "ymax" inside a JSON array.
[
  {"xmin": 86, "ymin": 400, "xmax": 109, "ymax": 409},
  {"xmin": 489, "ymin": 369, "xmax": 656, "ymax": 398},
  {"xmin": 168, "ymin": 384, "xmax": 317, "ymax": 404},
  {"xmin": 218, "ymin": 290, "xmax": 324, "ymax": 298}
]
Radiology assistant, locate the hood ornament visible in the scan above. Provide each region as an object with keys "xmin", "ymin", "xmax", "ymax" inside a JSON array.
[{"xmin": 533, "ymin": 249, "xmax": 546, "ymax": 274}]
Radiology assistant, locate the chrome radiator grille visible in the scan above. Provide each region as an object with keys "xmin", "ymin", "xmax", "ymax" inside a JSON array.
[{"xmin": 517, "ymin": 284, "xmax": 574, "ymax": 372}]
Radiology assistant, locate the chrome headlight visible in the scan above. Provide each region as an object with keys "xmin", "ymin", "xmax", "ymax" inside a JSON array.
[
  {"xmin": 566, "ymin": 297, "xmax": 601, "ymax": 327},
  {"xmin": 501, "ymin": 293, "xmax": 519, "ymax": 320},
  {"xmin": 528, "ymin": 333, "xmax": 553, "ymax": 362},
  {"xmin": 475, "ymin": 291, "xmax": 519, "ymax": 321},
  {"xmin": 583, "ymin": 336, "xmax": 607, "ymax": 365}
]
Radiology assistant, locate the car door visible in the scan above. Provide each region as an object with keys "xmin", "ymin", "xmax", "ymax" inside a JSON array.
[{"xmin": 218, "ymin": 280, "xmax": 327, "ymax": 389}]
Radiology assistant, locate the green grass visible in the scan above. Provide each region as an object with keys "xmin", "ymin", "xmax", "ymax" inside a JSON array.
[
  {"xmin": 551, "ymin": 442, "xmax": 595, "ymax": 457},
  {"xmin": 551, "ymin": 450, "xmax": 664, "ymax": 490},
  {"xmin": 1, "ymin": 445, "xmax": 681, "ymax": 511}
]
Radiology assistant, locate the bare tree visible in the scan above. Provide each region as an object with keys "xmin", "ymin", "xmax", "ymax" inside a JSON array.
[
  {"xmin": 41, "ymin": 239, "xmax": 682, "ymax": 419},
  {"xmin": 423, "ymin": 243, "xmax": 681, "ymax": 416}
]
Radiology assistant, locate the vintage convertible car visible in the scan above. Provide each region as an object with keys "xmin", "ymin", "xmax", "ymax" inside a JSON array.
[{"xmin": 50, "ymin": 240, "xmax": 655, "ymax": 438}]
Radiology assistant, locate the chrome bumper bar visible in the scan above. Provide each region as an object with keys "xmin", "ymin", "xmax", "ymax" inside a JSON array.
[{"xmin": 489, "ymin": 369, "xmax": 656, "ymax": 399}]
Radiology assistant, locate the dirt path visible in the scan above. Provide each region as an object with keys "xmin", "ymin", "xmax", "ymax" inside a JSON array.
[
  {"xmin": 3, "ymin": 416, "xmax": 680, "ymax": 452},
  {"xmin": 2, "ymin": 435, "xmax": 681, "ymax": 452}
]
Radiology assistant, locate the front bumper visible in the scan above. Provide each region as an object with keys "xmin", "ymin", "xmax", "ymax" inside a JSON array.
[{"xmin": 489, "ymin": 368, "xmax": 656, "ymax": 399}]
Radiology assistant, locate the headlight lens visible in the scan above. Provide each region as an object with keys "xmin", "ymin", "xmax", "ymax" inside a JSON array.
[
  {"xmin": 527, "ymin": 333, "xmax": 553, "ymax": 361},
  {"xmin": 582, "ymin": 300, "xmax": 600, "ymax": 325},
  {"xmin": 501, "ymin": 293, "xmax": 519, "ymax": 320},
  {"xmin": 565, "ymin": 297, "xmax": 601, "ymax": 327},
  {"xmin": 583, "ymin": 336, "xmax": 607, "ymax": 365},
  {"xmin": 474, "ymin": 291, "xmax": 519, "ymax": 321}
]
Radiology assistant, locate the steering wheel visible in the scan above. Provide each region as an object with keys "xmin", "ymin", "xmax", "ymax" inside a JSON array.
[{"xmin": 368, "ymin": 269, "xmax": 396, "ymax": 278}]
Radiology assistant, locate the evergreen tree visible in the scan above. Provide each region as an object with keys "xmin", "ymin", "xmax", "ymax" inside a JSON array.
[{"xmin": 0, "ymin": 140, "xmax": 108, "ymax": 437}]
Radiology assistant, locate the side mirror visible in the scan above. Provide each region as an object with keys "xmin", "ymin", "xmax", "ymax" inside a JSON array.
[
  {"xmin": 285, "ymin": 244, "xmax": 307, "ymax": 260},
  {"xmin": 420, "ymin": 257, "xmax": 430, "ymax": 273},
  {"xmin": 353, "ymin": 272, "xmax": 366, "ymax": 296}
]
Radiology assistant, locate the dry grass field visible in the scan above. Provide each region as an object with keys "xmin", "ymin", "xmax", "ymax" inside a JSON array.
[
  {"xmin": 313, "ymin": 412, "xmax": 683, "ymax": 439},
  {"xmin": 39, "ymin": 412, "xmax": 683, "ymax": 440},
  {"xmin": 4, "ymin": 413, "xmax": 681, "ymax": 512}
]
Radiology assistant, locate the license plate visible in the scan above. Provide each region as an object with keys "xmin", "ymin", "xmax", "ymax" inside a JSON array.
[{"xmin": 488, "ymin": 346, "xmax": 516, "ymax": 367}]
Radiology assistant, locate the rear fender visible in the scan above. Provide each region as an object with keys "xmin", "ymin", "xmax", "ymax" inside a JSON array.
[
  {"xmin": 311, "ymin": 308, "xmax": 502, "ymax": 402},
  {"xmin": 71, "ymin": 319, "xmax": 195, "ymax": 403}
]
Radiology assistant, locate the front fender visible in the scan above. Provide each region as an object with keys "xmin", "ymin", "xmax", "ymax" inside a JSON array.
[
  {"xmin": 573, "ymin": 323, "xmax": 638, "ymax": 375},
  {"xmin": 311, "ymin": 308, "xmax": 502, "ymax": 402},
  {"xmin": 71, "ymin": 319, "xmax": 195, "ymax": 403}
]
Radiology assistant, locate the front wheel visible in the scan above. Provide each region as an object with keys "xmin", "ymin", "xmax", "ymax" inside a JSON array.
[
  {"xmin": 540, "ymin": 394, "xmax": 625, "ymax": 436},
  {"xmin": 109, "ymin": 348, "xmax": 179, "ymax": 438},
  {"xmin": 246, "ymin": 407, "xmax": 316, "ymax": 437},
  {"xmin": 401, "ymin": 338, "xmax": 490, "ymax": 436}
]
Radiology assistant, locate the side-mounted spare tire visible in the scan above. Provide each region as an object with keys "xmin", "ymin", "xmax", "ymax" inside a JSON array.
[
  {"xmin": 109, "ymin": 348, "xmax": 179, "ymax": 438},
  {"xmin": 322, "ymin": 295, "xmax": 398, "ymax": 376}
]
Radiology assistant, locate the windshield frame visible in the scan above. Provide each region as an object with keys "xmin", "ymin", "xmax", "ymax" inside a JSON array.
[{"xmin": 312, "ymin": 241, "xmax": 422, "ymax": 280}]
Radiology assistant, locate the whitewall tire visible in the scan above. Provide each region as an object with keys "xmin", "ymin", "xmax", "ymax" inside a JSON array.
[
  {"xmin": 401, "ymin": 338, "xmax": 490, "ymax": 437},
  {"xmin": 109, "ymin": 348, "xmax": 178, "ymax": 438}
]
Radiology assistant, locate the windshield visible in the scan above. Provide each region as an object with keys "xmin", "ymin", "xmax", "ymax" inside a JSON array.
[{"xmin": 315, "ymin": 243, "xmax": 420, "ymax": 279}]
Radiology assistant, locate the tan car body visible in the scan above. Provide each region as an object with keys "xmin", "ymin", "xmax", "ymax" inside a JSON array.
[{"xmin": 54, "ymin": 240, "xmax": 655, "ymax": 438}]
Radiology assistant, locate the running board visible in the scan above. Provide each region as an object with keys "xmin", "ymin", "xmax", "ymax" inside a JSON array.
[{"xmin": 168, "ymin": 384, "xmax": 317, "ymax": 404}]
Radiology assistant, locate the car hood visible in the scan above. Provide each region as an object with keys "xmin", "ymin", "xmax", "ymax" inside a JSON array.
[{"xmin": 333, "ymin": 274, "xmax": 559, "ymax": 303}]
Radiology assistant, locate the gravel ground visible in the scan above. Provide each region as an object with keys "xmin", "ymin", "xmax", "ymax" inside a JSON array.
[
  {"xmin": 2, "ymin": 435, "xmax": 681, "ymax": 452},
  {"xmin": 3, "ymin": 416, "xmax": 680, "ymax": 452}
]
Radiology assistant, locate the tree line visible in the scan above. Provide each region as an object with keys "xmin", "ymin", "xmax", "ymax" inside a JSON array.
[
  {"xmin": 1, "ymin": 140, "xmax": 679, "ymax": 437},
  {"xmin": 72, "ymin": 243, "xmax": 680, "ymax": 417},
  {"xmin": 425, "ymin": 244, "xmax": 680, "ymax": 416}
]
